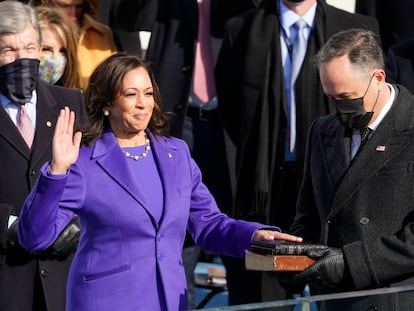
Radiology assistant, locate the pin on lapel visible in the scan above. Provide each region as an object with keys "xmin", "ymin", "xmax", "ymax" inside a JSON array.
[
  {"xmin": 46, "ymin": 121, "xmax": 52, "ymax": 128},
  {"xmin": 375, "ymin": 145, "xmax": 386, "ymax": 152},
  {"xmin": 168, "ymin": 153, "xmax": 172, "ymax": 158}
]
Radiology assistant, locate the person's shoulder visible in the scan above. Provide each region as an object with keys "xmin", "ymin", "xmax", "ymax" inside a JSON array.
[
  {"xmin": 39, "ymin": 80, "xmax": 83, "ymax": 96},
  {"xmin": 82, "ymin": 14, "xmax": 114, "ymax": 36},
  {"xmin": 312, "ymin": 113, "xmax": 338, "ymax": 130},
  {"xmin": 388, "ymin": 39, "xmax": 414, "ymax": 58},
  {"xmin": 156, "ymin": 135, "xmax": 189, "ymax": 149},
  {"xmin": 226, "ymin": 0, "xmax": 275, "ymax": 28},
  {"xmin": 323, "ymin": 3, "xmax": 379, "ymax": 31}
]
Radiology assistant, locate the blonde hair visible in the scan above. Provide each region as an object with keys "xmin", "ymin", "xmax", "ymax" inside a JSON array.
[{"xmin": 36, "ymin": 6, "xmax": 82, "ymax": 89}]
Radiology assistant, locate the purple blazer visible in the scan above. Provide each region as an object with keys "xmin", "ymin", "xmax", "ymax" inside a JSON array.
[{"xmin": 18, "ymin": 130, "xmax": 270, "ymax": 311}]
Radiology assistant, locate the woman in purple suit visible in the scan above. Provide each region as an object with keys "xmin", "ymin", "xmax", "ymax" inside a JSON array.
[{"xmin": 17, "ymin": 53, "xmax": 302, "ymax": 311}]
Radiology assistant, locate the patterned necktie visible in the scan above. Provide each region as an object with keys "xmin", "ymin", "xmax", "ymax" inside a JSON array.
[
  {"xmin": 288, "ymin": 19, "xmax": 307, "ymax": 154},
  {"xmin": 17, "ymin": 105, "xmax": 34, "ymax": 148},
  {"xmin": 360, "ymin": 127, "xmax": 371, "ymax": 147},
  {"xmin": 192, "ymin": 0, "xmax": 216, "ymax": 104}
]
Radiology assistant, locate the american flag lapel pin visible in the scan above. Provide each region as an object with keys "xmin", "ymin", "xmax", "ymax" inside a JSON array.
[{"xmin": 375, "ymin": 145, "xmax": 386, "ymax": 152}]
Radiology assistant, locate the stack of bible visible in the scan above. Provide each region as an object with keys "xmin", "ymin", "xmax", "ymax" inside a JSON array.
[{"xmin": 245, "ymin": 240, "xmax": 328, "ymax": 272}]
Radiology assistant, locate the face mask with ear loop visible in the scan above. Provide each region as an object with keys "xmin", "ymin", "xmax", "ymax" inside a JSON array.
[
  {"xmin": 332, "ymin": 74, "xmax": 380, "ymax": 129},
  {"xmin": 39, "ymin": 54, "xmax": 67, "ymax": 85}
]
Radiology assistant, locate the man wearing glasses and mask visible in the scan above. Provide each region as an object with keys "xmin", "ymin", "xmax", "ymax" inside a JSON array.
[{"xmin": 289, "ymin": 28, "xmax": 414, "ymax": 311}]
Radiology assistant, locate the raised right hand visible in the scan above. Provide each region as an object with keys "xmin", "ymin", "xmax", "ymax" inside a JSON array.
[{"xmin": 49, "ymin": 107, "xmax": 82, "ymax": 174}]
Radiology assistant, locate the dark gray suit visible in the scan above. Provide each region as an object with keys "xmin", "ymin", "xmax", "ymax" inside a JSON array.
[
  {"xmin": 386, "ymin": 38, "xmax": 414, "ymax": 95},
  {"xmin": 291, "ymin": 85, "xmax": 414, "ymax": 311}
]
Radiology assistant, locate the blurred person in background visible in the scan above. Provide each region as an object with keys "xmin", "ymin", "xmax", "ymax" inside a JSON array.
[
  {"xmin": 355, "ymin": 0, "xmax": 414, "ymax": 54},
  {"xmin": 385, "ymin": 38, "xmax": 414, "ymax": 95},
  {"xmin": 29, "ymin": 0, "xmax": 117, "ymax": 89},
  {"xmin": 36, "ymin": 5, "xmax": 81, "ymax": 89},
  {"xmin": 98, "ymin": 0, "xmax": 143, "ymax": 56}
]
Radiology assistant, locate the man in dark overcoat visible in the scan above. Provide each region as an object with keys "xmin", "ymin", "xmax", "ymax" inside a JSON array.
[
  {"xmin": 0, "ymin": 2, "xmax": 85, "ymax": 310},
  {"xmin": 291, "ymin": 28, "xmax": 414, "ymax": 311}
]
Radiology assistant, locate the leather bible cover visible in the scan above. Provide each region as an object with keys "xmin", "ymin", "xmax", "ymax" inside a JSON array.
[{"xmin": 245, "ymin": 250, "xmax": 315, "ymax": 271}]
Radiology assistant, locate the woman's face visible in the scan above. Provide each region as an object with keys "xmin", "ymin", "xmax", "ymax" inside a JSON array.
[
  {"xmin": 41, "ymin": 28, "xmax": 66, "ymax": 58},
  {"xmin": 50, "ymin": 0, "xmax": 85, "ymax": 24},
  {"xmin": 38, "ymin": 27, "xmax": 67, "ymax": 84},
  {"xmin": 108, "ymin": 66, "xmax": 155, "ymax": 140}
]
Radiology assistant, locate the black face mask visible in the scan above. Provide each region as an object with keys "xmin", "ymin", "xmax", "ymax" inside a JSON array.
[
  {"xmin": 0, "ymin": 58, "xmax": 40, "ymax": 104},
  {"xmin": 332, "ymin": 75, "xmax": 378, "ymax": 129}
]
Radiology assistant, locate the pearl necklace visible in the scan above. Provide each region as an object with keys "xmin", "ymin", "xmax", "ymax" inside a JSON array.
[{"xmin": 122, "ymin": 135, "xmax": 151, "ymax": 161}]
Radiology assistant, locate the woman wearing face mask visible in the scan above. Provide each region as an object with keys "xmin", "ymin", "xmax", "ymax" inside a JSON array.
[
  {"xmin": 36, "ymin": 6, "xmax": 82, "ymax": 89},
  {"xmin": 30, "ymin": 0, "xmax": 117, "ymax": 90}
]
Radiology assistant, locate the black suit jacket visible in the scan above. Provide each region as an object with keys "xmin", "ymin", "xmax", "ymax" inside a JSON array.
[
  {"xmin": 386, "ymin": 38, "xmax": 414, "ymax": 95},
  {"xmin": 291, "ymin": 85, "xmax": 414, "ymax": 310},
  {"xmin": 116, "ymin": 0, "xmax": 257, "ymax": 137},
  {"xmin": 215, "ymin": 0, "xmax": 379, "ymax": 226},
  {"xmin": 355, "ymin": 0, "xmax": 414, "ymax": 53},
  {"xmin": 0, "ymin": 80, "xmax": 85, "ymax": 311}
]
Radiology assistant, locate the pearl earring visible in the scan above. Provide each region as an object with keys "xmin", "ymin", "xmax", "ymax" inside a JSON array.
[{"xmin": 103, "ymin": 110, "xmax": 110, "ymax": 116}]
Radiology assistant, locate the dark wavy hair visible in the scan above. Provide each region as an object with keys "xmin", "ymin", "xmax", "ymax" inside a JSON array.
[{"xmin": 81, "ymin": 53, "xmax": 169, "ymax": 146}]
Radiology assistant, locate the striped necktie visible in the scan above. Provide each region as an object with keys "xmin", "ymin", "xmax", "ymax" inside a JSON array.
[{"xmin": 360, "ymin": 127, "xmax": 372, "ymax": 147}]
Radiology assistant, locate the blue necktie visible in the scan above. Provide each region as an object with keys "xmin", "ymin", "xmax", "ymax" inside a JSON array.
[{"xmin": 288, "ymin": 19, "xmax": 307, "ymax": 156}]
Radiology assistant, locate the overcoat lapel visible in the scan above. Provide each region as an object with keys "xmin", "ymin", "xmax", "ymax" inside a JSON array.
[
  {"xmin": 320, "ymin": 122, "xmax": 349, "ymax": 190},
  {"xmin": 0, "ymin": 104, "xmax": 29, "ymax": 157},
  {"xmin": 31, "ymin": 83, "xmax": 60, "ymax": 166}
]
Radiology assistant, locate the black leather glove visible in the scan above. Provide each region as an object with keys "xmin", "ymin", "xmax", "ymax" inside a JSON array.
[
  {"xmin": 294, "ymin": 247, "xmax": 350, "ymax": 290},
  {"xmin": 47, "ymin": 216, "xmax": 80, "ymax": 257}
]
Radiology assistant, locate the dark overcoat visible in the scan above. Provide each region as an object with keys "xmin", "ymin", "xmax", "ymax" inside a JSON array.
[{"xmin": 291, "ymin": 85, "xmax": 414, "ymax": 311}]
